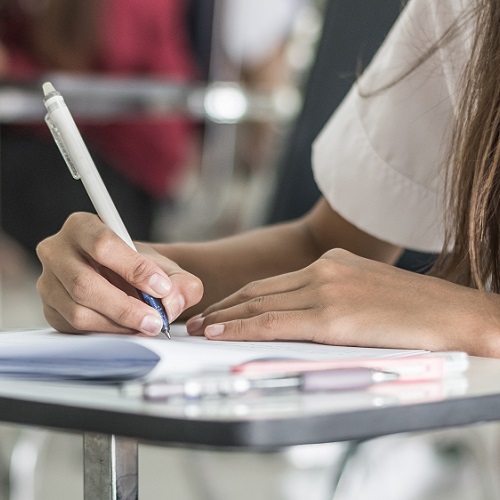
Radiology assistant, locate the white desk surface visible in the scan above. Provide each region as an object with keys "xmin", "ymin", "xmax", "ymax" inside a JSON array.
[{"xmin": 0, "ymin": 356, "xmax": 498, "ymax": 449}]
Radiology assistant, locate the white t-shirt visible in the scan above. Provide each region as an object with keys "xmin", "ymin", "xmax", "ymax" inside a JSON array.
[{"xmin": 312, "ymin": 0, "xmax": 473, "ymax": 252}]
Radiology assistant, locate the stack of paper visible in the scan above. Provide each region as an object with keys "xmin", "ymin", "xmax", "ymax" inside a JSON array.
[{"xmin": 0, "ymin": 326, "xmax": 428, "ymax": 383}]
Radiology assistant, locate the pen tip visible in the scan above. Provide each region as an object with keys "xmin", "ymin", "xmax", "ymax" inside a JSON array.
[
  {"xmin": 162, "ymin": 327, "xmax": 171, "ymax": 339},
  {"xmin": 42, "ymin": 82, "xmax": 56, "ymax": 96}
]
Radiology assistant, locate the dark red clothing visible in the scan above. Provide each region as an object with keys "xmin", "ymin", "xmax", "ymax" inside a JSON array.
[{"xmin": 2, "ymin": 0, "xmax": 196, "ymax": 198}]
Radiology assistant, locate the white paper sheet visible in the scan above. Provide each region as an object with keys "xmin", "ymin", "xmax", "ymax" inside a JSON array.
[{"xmin": 0, "ymin": 326, "xmax": 427, "ymax": 382}]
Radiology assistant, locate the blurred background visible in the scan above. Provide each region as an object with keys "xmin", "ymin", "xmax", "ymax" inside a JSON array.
[{"xmin": 0, "ymin": 1, "xmax": 499, "ymax": 499}]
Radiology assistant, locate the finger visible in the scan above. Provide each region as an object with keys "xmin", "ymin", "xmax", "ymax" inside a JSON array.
[
  {"xmin": 39, "ymin": 262, "xmax": 165, "ymax": 336},
  {"xmin": 163, "ymin": 268, "xmax": 204, "ymax": 322},
  {"xmin": 201, "ymin": 271, "xmax": 306, "ymax": 317},
  {"xmin": 186, "ymin": 286, "xmax": 315, "ymax": 337},
  {"xmin": 42, "ymin": 303, "xmax": 135, "ymax": 336},
  {"xmin": 202, "ymin": 310, "xmax": 317, "ymax": 342},
  {"xmin": 134, "ymin": 242, "xmax": 204, "ymax": 322},
  {"xmin": 66, "ymin": 213, "xmax": 173, "ymax": 299}
]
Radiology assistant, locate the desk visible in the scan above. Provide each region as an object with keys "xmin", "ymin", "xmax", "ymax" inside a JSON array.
[{"xmin": 0, "ymin": 356, "xmax": 499, "ymax": 499}]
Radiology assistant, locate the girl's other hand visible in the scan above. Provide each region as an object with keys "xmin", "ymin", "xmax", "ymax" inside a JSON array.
[{"xmin": 186, "ymin": 249, "xmax": 500, "ymax": 357}]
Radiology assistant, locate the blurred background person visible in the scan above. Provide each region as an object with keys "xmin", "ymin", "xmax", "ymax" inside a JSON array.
[
  {"xmin": 163, "ymin": 0, "xmax": 314, "ymax": 242},
  {"xmin": 220, "ymin": 0, "xmax": 306, "ymax": 172},
  {"xmin": 0, "ymin": 0, "xmax": 197, "ymax": 262}
]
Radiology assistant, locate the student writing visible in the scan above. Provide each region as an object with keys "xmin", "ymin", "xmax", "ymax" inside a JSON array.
[{"xmin": 35, "ymin": 0, "xmax": 500, "ymax": 358}]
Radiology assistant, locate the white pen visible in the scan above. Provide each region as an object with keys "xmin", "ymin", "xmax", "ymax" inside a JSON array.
[
  {"xmin": 123, "ymin": 368, "xmax": 399, "ymax": 401},
  {"xmin": 42, "ymin": 82, "xmax": 170, "ymax": 337}
]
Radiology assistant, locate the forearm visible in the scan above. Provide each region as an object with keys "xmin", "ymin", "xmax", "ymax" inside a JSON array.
[{"xmin": 151, "ymin": 199, "xmax": 403, "ymax": 314}]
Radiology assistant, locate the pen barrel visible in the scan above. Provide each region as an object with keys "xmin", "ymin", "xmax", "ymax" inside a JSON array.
[
  {"xmin": 301, "ymin": 368, "xmax": 382, "ymax": 392},
  {"xmin": 44, "ymin": 95, "xmax": 135, "ymax": 249}
]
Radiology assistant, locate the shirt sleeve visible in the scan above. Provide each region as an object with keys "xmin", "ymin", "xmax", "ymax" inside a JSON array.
[{"xmin": 311, "ymin": 0, "xmax": 472, "ymax": 252}]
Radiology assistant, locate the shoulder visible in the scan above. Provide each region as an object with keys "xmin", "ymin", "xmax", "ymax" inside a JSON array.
[{"xmin": 310, "ymin": 0, "xmax": 477, "ymax": 252}]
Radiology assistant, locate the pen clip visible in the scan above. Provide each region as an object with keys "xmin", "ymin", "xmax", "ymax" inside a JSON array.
[{"xmin": 44, "ymin": 114, "xmax": 80, "ymax": 180}]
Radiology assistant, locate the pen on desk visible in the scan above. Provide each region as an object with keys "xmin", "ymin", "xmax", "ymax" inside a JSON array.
[
  {"xmin": 42, "ymin": 82, "xmax": 170, "ymax": 337},
  {"xmin": 232, "ymin": 351, "xmax": 469, "ymax": 381},
  {"xmin": 124, "ymin": 368, "xmax": 399, "ymax": 401}
]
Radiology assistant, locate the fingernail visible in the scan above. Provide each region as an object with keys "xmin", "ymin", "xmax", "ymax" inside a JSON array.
[
  {"xmin": 167, "ymin": 295, "xmax": 186, "ymax": 322},
  {"xmin": 186, "ymin": 314, "xmax": 204, "ymax": 334},
  {"xmin": 205, "ymin": 324, "xmax": 225, "ymax": 338},
  {"xmin": 140, "ymin": 315, "xmax": 162, "ymax": 336},
  {"xmin": 148, "ymin": 273, "xmax": 171, "ymax": 296}
]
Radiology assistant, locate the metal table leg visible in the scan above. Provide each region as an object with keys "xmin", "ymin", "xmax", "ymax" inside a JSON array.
[{"xmin": 83, "ymin": 433, "xmax": 138, "ymax": 500}]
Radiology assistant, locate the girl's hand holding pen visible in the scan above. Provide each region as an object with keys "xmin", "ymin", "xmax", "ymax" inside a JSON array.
[{"xmin": 36, "ymin": 212, "xmax": 203, "ymax": 336}]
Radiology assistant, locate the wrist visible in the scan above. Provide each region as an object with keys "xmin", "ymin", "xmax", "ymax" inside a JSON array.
[{"xmin": 461, "ymin": 292, "xmax": 500, "ymax": 358}]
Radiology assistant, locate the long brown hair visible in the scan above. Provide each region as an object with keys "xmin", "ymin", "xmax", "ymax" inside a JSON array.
[
  {"xmin": 361, "ymin": 1, "xmax": 500, "ymax": 292},
  {"xmin": 433, "ymin": 0, "xmax": 500, "ymax": 292}
]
